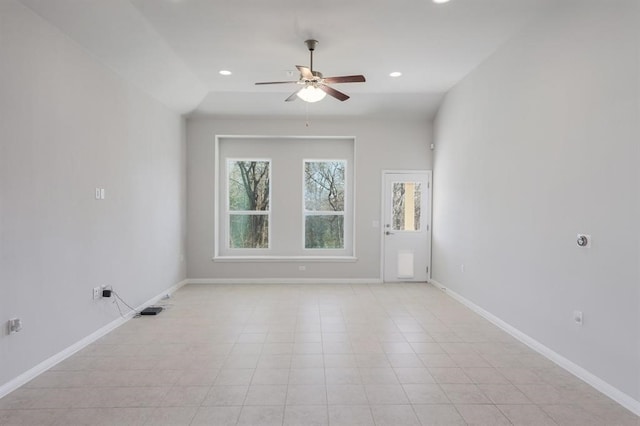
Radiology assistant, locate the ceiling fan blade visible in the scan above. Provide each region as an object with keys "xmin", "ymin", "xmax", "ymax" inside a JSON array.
[
  {"xmin": 323, "ymin": 75, "xmax": 366, "ymax": 84},
  {"xmin": 319, "ymin": 84, "xmax": 350, "ymax": 102},
  {"xmin": 296, "ymin": 65, "xmax": 314, "ymax": 80},
  {"xmin": 255, "ymin": 81, "xmax": 299, "ymax": 85},
  {"xmin": 285, "ymin": 89, "xmax": 302, "ymax": 102}
]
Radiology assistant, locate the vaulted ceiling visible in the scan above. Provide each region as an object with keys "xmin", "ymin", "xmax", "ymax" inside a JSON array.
[{"xmin": 20, "ymin": 0, "xmax": 562, "ymax": 118}]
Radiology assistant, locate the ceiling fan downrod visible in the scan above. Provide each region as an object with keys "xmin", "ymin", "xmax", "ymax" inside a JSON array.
[{"xmin": 305, "ymin": 39, "xmax": 318, "ymax": 73}]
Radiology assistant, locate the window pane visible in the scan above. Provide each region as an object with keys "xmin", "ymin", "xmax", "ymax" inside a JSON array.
[
  {"xmin": 304, "ymin": 161, "xmax": 345, "ymax": 211},
  {"xmin": 229, "ymin": 161, "xmax": 270, "ymax": 211},
  {"xmin": 230, "ymin": 214, "xmax": 269, "ymax": 248},
  {"xmin": 305, "ymin": 215, "xmax": 344, "ymax": 249},
  {"xmin": 392, "ymin": 182, "xmax": 422, "ymax": 231}
]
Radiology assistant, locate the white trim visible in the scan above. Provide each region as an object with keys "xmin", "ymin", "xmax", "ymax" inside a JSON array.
[
  {"xmin": 429, "ymin": 279, "xmax": 640, "ymax": 417},
  {"xmin": 188, "ymin": 278, "xmax": 382, "ymax": 285},
  {"xmin": 0, "ymin": 279, "xmax": 188, "ymax": 400},
  {"xmin": 213, "ymin": 256, "xmax": 357, "ymax": 262}
]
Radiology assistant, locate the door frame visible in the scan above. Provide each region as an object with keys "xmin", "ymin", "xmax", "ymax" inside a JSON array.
[{"xmin": 380, "ymin": 170, "xmax": 433, "ymax": 282}]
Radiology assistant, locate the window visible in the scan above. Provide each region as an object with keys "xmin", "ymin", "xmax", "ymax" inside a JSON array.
[
  {"xmin": 227, "ymin": 160, "xmax": 270, "ymax": 249},
  {"xmin": 215, "ymin": 136, "xmax": 354, "ymax": 260},
  {"xmin": 392, "ymin": 182, "xmax": 422, "ymax": 231},
  {"xmin": 304, "ymin": 161, "xmax": 345, "ymax": 249}
]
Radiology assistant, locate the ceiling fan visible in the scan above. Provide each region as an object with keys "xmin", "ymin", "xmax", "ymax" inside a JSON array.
[{"xmin": 255, "ymin": 39, "xmax": 366, "ymax": 103}]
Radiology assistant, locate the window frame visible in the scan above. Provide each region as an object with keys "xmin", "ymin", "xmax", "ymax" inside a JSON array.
[
  {"xmin": 224, "ymin": 157, "xmax": 272, "ymax": 253},
  {"xmin": 302, "ymin": 159, "xmax": 347, "ymax": 251},
  {"xmin": 214, "ymin": 135, "xmax": 356, "ymax": 262}
]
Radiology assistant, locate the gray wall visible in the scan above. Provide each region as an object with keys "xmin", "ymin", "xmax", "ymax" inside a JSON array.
[
  {"xmin": 432, "ymin": 0, "xmax": 639, "ymax": 402},
  {"xmin": 187, "ymin": 117, "xmax": 432, "ymax": 280},
  {"xmin": 0, "ymin": 1, "xmax": 186, "ymax": 387}
]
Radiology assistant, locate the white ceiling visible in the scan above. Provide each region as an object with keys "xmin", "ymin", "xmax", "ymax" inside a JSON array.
[{"xmin": 20, "ymin": 0, "xmax": 561, "ymax": 119}]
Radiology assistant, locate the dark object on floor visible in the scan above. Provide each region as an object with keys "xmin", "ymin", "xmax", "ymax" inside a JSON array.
[{"xmin": 140, "ymin": 306, "xmax": 163, "ymax": 315}]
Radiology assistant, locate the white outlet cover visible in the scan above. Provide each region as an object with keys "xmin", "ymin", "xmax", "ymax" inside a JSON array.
[
  {"xmin": 573, "ymin": 310, "xmax": 583, "ymax": 325},
  {"xmin": 8, "ymin": 318, "xmax": 22, "ymax": 334}
]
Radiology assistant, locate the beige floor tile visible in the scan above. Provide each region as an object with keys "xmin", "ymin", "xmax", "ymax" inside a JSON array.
[
  {"xmin": 387, "ymin": 353, "xmax": 424, "ymax": 368},
  {"xmin": 359, "ymin": 368, "xmax": 399, "ymax": 384},
  {"xmin": 283, "ymin": 405, "xmax": 329, "ymax": 426},
  {"xmin": 496, "ymin": 404, "xmax": 557, "ymax": 425},
  {"xmin": 328, "ymin": 405, "xmax": 375, "ymax": 426},
  {"xmin": 355, "ymin": 353, "xmax": 391, "ymax": 368},
  {"xmin": 325, "ymin": 367, "xmax": 361, "ymax": 384},
  {"xmin": 540, "ymin": 404, "xmax": 607, "ymax": 425},
  {"xmin": 402, "ymin": 384, "xmax": 450, "ymax": 404},
  {"xmin": 420, "ymin": 353, "xmax": 457, "ymax": 367},
  {"xmin": 577, "ymin": 402, "xmax": 640, "ymax": 426},
  {"xmin": 244, "ymin": 384, "xmax": 288, "ymax": 405},
  {"xmin": 395, "ymin": 367, "xmax": 436, "ymax": 384},
  {"xmin": 158, "ymin": 385, "xmax": 209, "ymax": 406},
  {"xmin": 0, "ymin": 408, "xmax": 64, "ymax": 426},
  {"xmin": 289, "ymin": 368, "xmax": 325, "ymax": 385},
  {"xmin": 142, "ymin": 407, "xmax": 198, "ymax": 426},
  {"xmin": 413, "ymin": 404, "xmax": 466, "ymax": 425},
  {"xmin": 364, "ymin": 384, "xmax": 409, "ymax": 404},
  {"xmin": 190, "ymin": 406, "xmax": 241, "ymax": 426},
  {"xmin": 429, "ymin": 367, "xmax": 473, "ymax": 384},
  {"xmin": 462, "ymin": 367, "xmax": 510, "ymax": 384},
  {"xmin": 477, "ymin": 383, "xmax": 531, "ymax": 404},
  {"xmin": 290, "ymin": 354, "xmax": 324, "ymax": 369},
  {"xmin": 52, "ymin": 407, "xmax": 153, "ymax": 426},
  {"xmin": 222, "ymin": 354, "xmax": 260, "ymax": 369},
  {"xmin": 370, "ymin": 404, "xmax": 420, "ymax": 425},
  {"xmin": 237, "ymin": 405, "xmax": 284, "ymax": 426},
  {"xmin": 251, "ymin": 368, "xmax": 289, "ymax": 385},
  {"xmin": 326, "ymin": 384, "xmax": 369, "ymax": 405},
  {"xmin": 286, "ymin": 384, "xmax": 328, "ymax": 405},
  {"xmin": 456, "ymin": 404, "xmax": 512, "ymax": 425},
  {"xmin": 440, "ymin": 383, "xmax": 492, "ymax": 404},
  {"xmin": 324, "ymin": 354, "xmax": 357, "ymax": 368},
  {"xmin": 201, "ymin": 385, "xmax": 248, "ymax": 406},
  {"xmin": 214, "ymin": 368, "xmax": 254, "ymax": 386}
]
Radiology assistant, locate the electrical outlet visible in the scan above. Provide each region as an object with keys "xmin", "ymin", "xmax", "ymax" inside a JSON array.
[
  {"xmin": 93, "ymin": 287, "xmax": 101, "ymax": 300},
  {"xmin": 8, "ymin": 318, "xmax": 22, "ymax": 334},
  {"xmin": 460, "ymin": 264, "xmax": 465, "ymax": 273},
  {"xmin": 573, "ymin": 310, "xmax": 583, "ymax": 326}
]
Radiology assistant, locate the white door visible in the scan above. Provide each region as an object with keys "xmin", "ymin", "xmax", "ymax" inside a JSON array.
[{"xmin": 382, "ymin": 171, "xmax": 432, "ymax": 282}]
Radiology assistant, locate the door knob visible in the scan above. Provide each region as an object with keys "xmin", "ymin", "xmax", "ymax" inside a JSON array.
[{"xmin": 385, "ymin": 231, "xmax": 394, "ymax": 235}]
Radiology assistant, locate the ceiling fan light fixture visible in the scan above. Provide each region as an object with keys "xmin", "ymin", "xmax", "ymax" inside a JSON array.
[{"xmin": 296, "ymin": 85, "xmax": 327, "ymax": 103}]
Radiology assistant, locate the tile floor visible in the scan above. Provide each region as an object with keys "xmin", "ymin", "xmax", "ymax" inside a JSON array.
[{"xmin": 0, "ymin": 283, "xmax": 638, "ymax": 425}]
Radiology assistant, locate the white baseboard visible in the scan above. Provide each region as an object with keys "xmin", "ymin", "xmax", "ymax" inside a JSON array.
[
  {"xmin": 429, "ymin": 279, "xmax": 640, "ymax": 417},
  {"xmin": 187, "ymin": 278, "xmax": 383, "ymax": 285},
  {"xmin": 0, "ymin": 279, "xmax": 188, "ymax": 400}
]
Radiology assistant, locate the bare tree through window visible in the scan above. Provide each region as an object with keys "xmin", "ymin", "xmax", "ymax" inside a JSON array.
[
  {"xmin": 304, "ymin": 161, "xmax": 345, "ymax": 249},
  {"xmin": 392, "ymin": 182, "xmax": 421, "ymax": 231},
  {"xmin": 228, "ymin": 160, "xmax": 270, "ymax": 248}
]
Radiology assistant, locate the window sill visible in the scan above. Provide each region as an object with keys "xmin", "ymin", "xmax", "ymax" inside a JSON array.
[{"xmin": 212, "ymin": 256, "xmax": 358, "ymax": 263}]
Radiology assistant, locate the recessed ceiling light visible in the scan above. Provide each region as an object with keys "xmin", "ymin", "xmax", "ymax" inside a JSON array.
[
  {"xmin": 219, "ymin": 70, "xmax": 232, "ymax": 76},
  {"xmin": 433, "ymin": 0, "xmax": 451, "ymax": 3},
  {"xmin": 389, "ymin": 72, "xmax": 402, "ymax": 77}
]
